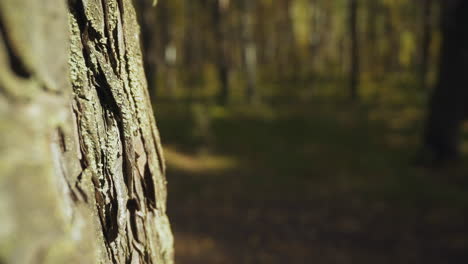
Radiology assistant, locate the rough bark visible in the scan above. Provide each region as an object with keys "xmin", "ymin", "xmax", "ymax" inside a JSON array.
[{"xmin": 0, "ymin": 0, "xmax": 174, "ymax": 263}]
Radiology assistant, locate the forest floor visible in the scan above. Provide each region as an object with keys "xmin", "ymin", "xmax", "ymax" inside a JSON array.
[{"xmin": 155, "ymin": 95, "xmax": 468, "ymax": 264}]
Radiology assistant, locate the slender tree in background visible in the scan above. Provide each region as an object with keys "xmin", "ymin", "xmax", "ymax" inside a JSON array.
[
  {"xmin": 278, "ymin": 0, "xmax": 299, "ymax": 81},
  {"xmin": 419, "ymin": 0, "xmax": 433, "ymax": 91},
  {"xmin": 308, "ymin": 0, "xmax": 325, "ymax": 75},
  {"xmin": 423, "ymin": 0, "xmax": 468, "ymax": 162},
  {"xmin": 349, "ymin": 0, "xmax": 360, "ymax": 100},
  {"xmin": 183, "ymin": 0, "xmax": 199, "ymax": 91},
  {"xmin": 365, "ymin": 0, "xmax": 378, "ymax": 76},
  {"xmin": 161, "ymin": 1, "xmax": 178, "ymax": 96},
  {"xmin": 136, "ymin": 0, "xmax": 158, "ymax": 101},
  {"xmin": 308, "ymin": 0, "xmax": 318, "ymax": 69},
  {"xmin": 0, "ymin": 0, "xmax": 174, "ymax": 263},
  {"xmin": 241, "ymin": 0, "xmax": 258, "ymax": 104},
  {"xmin": 214, "ymin": 0, "xmax": 232, "ymax": 105}
]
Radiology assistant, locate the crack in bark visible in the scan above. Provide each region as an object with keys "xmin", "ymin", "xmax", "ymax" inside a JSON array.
[
  {"xmin": 67, "ymin": 0, "xmax": 174, "ymax": 262},
  {"xmin": 0, "ymin": 0, "xmax": 172, "ymax": 262}
]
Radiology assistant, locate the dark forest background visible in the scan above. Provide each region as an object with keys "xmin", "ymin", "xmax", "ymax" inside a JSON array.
[{"xmin": 136, "ymin": 0, "xmax": 468, "ymax": 262}]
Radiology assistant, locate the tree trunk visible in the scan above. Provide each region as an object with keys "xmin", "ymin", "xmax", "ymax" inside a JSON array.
[
  {"xmin": 214, "ymin": 0, "xmax": 231, "ymax": 106},
  {"xmin": 365, "ymin": 0, "xmax": 378, "ymax": 76},
  {"xmin": 349, "ymin": 0, "xmax": 359, "ymax": 100},
  {"xmin": 277, "ymin": 0, "xmax": 298, "ymax": 81},
  {"xmin": 0, "ymin": 0, "xmax": 174, "ymax": 263},
  {"xmin": 241, "ymin": 0, "xmax": 258, "ymax": 104},
  {"xmin": 419, "ymin": 0, "xmax": 433, "ymax": 91},
  {"xmin": 423, "ymin": 0, "xmax": 468, "ymax": 162},
  {"xmin": 135, "ymin": 0, "xmax": 158, "ymax": 101}
]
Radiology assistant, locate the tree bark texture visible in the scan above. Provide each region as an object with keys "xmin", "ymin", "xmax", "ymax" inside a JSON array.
[{"xmin": 0, "ymin": 0, "xmax": 174, "ymax": 263}]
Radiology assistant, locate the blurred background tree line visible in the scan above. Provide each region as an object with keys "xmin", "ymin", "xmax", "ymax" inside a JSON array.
[
  {"xmin": 136, "ymin": 0, "xmax": 439, "ymax": 103},
  {"xmin": 134, "ymin": 0, "xmax": 468, "ymax": 263},
  {"xmin": 135, "ymin": 0, "xmax": 468, "ymax": 164}
]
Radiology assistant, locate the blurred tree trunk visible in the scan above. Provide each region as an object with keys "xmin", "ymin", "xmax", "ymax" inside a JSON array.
[
  {"xmin": 214, "ymin": 0, "xmax": 231, "ymax": 105},
  {"xmin": 278, "ymin": 0, "xmax": 298, "ymax": 81},
  {"xmin": 365, "ymin": 0, "xmax": 379, "ymax": 76},
  {"xmin": 423, "ymin": 0, "xmax": 468, "ymax": 162},
  {"xmin": 309, "ymin": 0, "xmax": 324, "ymax": 74},
  {"xmin": 382, "ymin": 5, "xmax": 400, "ymax": 74},
  {"xmin": 164, "ymin": 41, "xmax": 178, "ymax": 96},
  {"xmin": 349, "ymin": 0, "xmax": 360, "ymax": 100},
  {"xmin": 135, "ymin": 0, "xmax": 158, "ymax": 101},
  {"xmin": 419, "ymin": 0, "xmax": 433, "ymax": 91},
  {"xmin": 159, "ymin": 1, "xmax": 177, "ymax": 96},
  {"xmin": 241, "ymin": 0, "xmax": 258, "ymax": 104},
  {"xmin": 183, "ymin": 0, "xmax": 198, "ymax": 92},
  {"xmin": 0, "ymin": 0, "xmax": 174, "ymax": 263}
]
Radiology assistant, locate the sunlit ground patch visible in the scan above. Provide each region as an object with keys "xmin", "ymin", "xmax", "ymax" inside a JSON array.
[{"xmin": 164, "ymin": 145, "xmax": 238, "ymax": 174}]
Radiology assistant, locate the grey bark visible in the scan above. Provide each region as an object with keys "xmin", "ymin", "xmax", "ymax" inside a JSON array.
[{"xmin": 0, "ymin": 0, "xmax": 174, "ymax": 263}]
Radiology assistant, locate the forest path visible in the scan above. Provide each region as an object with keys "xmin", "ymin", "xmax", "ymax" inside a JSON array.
[{"xmin": 156, "ymin": 101, "xmax": 468, "ymax": 263}]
